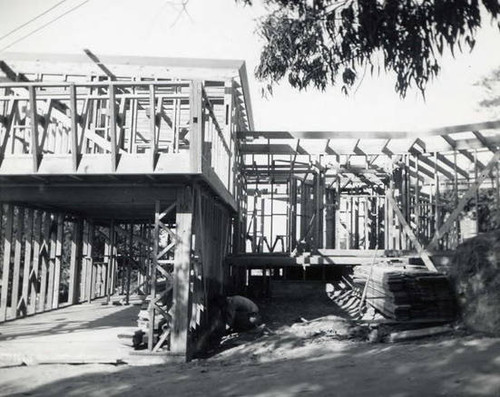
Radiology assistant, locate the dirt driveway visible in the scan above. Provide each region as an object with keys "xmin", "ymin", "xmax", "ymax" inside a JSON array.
[{"xmin": 1, "ymin": 284, "xmax": 499, "ymax": 397}]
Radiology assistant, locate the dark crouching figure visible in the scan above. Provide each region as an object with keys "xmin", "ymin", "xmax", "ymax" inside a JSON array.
[{"xmin": 214, "ymin": 295, "xmax": 261, "ymax": 332}]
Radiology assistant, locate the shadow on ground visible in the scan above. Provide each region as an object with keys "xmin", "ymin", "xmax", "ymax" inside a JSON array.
[
  {"xmin": 1, "ymin": 335, "xmax": 499, "ymax": 397},
  {"xmin": 0, "ymin": 302, "xmax": 139, "ymax": 342}
]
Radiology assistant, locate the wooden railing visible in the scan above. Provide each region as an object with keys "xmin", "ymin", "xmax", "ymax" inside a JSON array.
[{"xmin": 0, "ymin": 81, "xmax": 195, "ymax": 172}]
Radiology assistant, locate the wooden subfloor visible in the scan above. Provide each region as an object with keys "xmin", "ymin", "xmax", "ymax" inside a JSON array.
[{"xmin": 0, "ymin": 297, "xmax": 165, "ymax": 367}]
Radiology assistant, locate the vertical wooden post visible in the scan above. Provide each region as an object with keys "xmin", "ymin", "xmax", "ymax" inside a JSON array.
[
  {"xmin": 149, "ymin": 202, "xmax": 160, "ymax": 351},
  {"xmin": 315, "ymin": 171, "xmax": 321, "ymax": 249},
  {"xmin": 125, "ymin": 223, "xmax": 132, "ymax": 305},
  {"xmin": 325, "ymin": 189, "xmax": 335, "ymax": 249},
  {"xmin": 149, "ymin": 84, "xmax": 157, "ymax": 171},
  {"xmin": 415, "ymin": 156, "xmax": 420, "ymax": 243},
  {"xmin": 434, "ymin": 152, "xmax": 440, "ymax": 245},
  {"xmin": 29, "ymin": 210, "xmax": 42, "ymax": 314},
  {"xmin": 47, "ymin": 215, "xmax": 56, "ymax": 310},
  {"xmin": 260, "ymin": 198, "xmax": 265, "ymax": 252},
  {"xmin": 39, "ymin": 212, "xmax": 51, "ymax": 312},
  {"xmin": 21, "ymin": 208, "xmax": 34, "ymax": 315},
  {"xmin": 252, "ymin": 193, "xmax": 258, "ymax": 253},
  {"xmin": 453, "ymin": 150, "xmax": 460, "ymax": 246},
  {"xmin": 109, "ymin": 84, "xmax": 117, "ymax": 172},
  {"xmin": 224, "ymin": 80, "xmax": 234, "ymax": 190},
  {"xmin": 189, "ymin": 81, "xmax": 203, "ymax": 173},
  {"xmin": 68, "ymin": 218, "xmax": 83, "ymax": 305},
  {"xmin": 69, "ymin": 83, "xmax": 79, "ymax": 172},
  {"xmin": 105, "ymin": 220, "xmax": 115, "ymax": 304},
  {"xmin": 0, "ymin": 204, "xmax": 14, "ymax": 322},
  {"xmin": 289, "ymin": 177, "xmax": 298, "ymax": 252},
  {"xmin": 111, "ymin": 224, "xmax": 118, "ymax": 294},
  {"xmin": 28, "ymin": 86, "xmax": 39, "ymax": 172},
  {"xmin": 10, "ymin": 207, "xmax": 24, "ymax": 319},
  {"xmin": 86, "ymin": 221, "xmax": 94, "ymax": 304},
  {"xmin": 171, "ymin": 186, "xmax": 193, "ymax": 358},
  {"xmin": 52, "ymin": 213, "xmax": 64, "ymax": 308},
  {"xmin": 335, "ymin": 160, "xmax": 341, "ymax": 249}
]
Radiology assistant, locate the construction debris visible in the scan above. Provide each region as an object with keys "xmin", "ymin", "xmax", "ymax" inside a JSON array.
[{"xmin": 388, "ymin": 325, "xmax": 453, "ymax": 343}]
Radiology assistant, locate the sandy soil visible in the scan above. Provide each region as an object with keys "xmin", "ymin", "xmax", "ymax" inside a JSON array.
[{"xmin": 1, "ymin": 287, "xmax": 499, "ymax": 397}]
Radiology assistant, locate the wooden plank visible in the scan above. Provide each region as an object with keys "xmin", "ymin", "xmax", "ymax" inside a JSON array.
[
  {"xmin": 189, "ymin": 81, "xmax": 202, "ymax": 173},
  {"xmin": 239, "ymin": 119, "xmax": 500, "ymax": 140},
  {"xmin": 46, "ymin": 214, "xmax": 56, "ymax": 310},
  {"xmin": 171, "ymin": 186, "xmax": 193, "ymax": 358},
  {"xmin": 85, "ymin": 221, "xmax": 94, "ymax": 304},
  {"xmin": 10, "ymin": 207, "xmax": 24, "ymax": 319},
  {"xmin": 20, "ymin": 207, "xmax": 33, "ymax": 315},
  {"xmin": 105, "ymin": 220, "xmax": 114, "ymax": 304},
  {"xmin": 389, "ymin": 325, "xmax": 452, "ymax": 342},
  {"xmin": 28, "ymin": 86, "xmax": 39, "ymax": 172},
  {"xmin": 29, "ymin": 210, "xmax": 41, "ymax": 314},
  {"xmin": 149, "ymin": 84, "xmax": 156, "ymax": 171},
  {"xmin": 39, "ymin": 212, "xmax": 51, "ymax": 312},
  {"xmin": 109, "ymin": 85, "xmax": 117, "ymax": 172},
  {"xmin": 68, "ymin": 218, "xmax": 82, "ymax": 305},
  {"xmin": 52, "ymin": 213, "xmax": 64, "ymax": 308},
  {"xmin": 149, "ymin": 201, "xmax": 160, "ymax": 351},
  {"xmin": 69, "ymin": 83, "xmax": 79, "ymax": 171},
  {"xmin": 427, "ymin": 149, "xmax": 500, "ymax": 250},
  {"xmin": 0, "ymin": 204, "xmax": 14, "ymax": 322},
  {"xmin": 386, "ymin": 190, "xmax": 437, "ymax": 272}
]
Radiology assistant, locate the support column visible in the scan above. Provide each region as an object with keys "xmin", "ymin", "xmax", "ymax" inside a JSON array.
[
  {"xmin": 68, "ymin": 218, "xmax": 83, "ymax": 305},
  {"xmin": 51, "ymin": 214, "xmax": 64, "ymax": 308},
  {"xmin": 0, "ymin": 204, "xmax": 14, "ymax": 322},
  {"xmin": 10, "ymin": 207, "xmax": 24, "ymax": 319},
  {"xmin": 171, "ymin": 186, "xmax": 194, "ymax": 358},
  {"xmin": 29, "ymin": 210, "xmax": 42, "ymax": 314}
]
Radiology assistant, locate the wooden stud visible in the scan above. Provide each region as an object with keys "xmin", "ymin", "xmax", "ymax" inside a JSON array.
[
  {"xmin": 0, "ymin": 204, "xmax": 14, "ymax": 322},
  {"xmin": 69, "ymin": 83, "xmax": 79, "ymax": 171},
  {"xmin": 68, "ymin": 218, "xmax": 83, "ymax": 305},
  {"xmin": 386, "ymin": 190, "xmax": 437, "ymax": 271},
  {"xmin": 29, "ymin": 210, "xmax": 42, "ymax": 314},
  {"xmin": 86, "ymin": 221, "xmax": 94, "ymax": 304},
  {"xmin": 52, "ymin": 213, "xmax": 64, "ymax": 308},
  {"xmin": 47, "ymin": 214, "xmax": 56, "ymax": 310},
  {"xmin": 189, "ymin": 81, "xmax": 203, "ymax": 173},
  {"xmin": 149, "ymin": 201, "xmax": 160, "ymax": 351},
  {"xmin": 171, "ymin": 186, "xmax": 193, "ymax": 358},
  {"xmin": 10, "ymin": 207, "xmax": 24, "ymax": 319},
  {"xmin": 149, "ymin": 84, "xmax": 156, "ymax": 170},
  {"xmin": 109, "ymin": 84, "xmax": 117, "ymax": 172},
  {"xmin": 20, "ymin": 208, "xmax": 34, "ymax": 316},
  {"xmin": 105, "ymin": 220, "xmax": 115, "ymax": 304},
  {"xmin": 125, "ymin": 223, "xmax": 133, "ymax": 305},
  {"xmin": 28, "ymin": 86, "xmax": 39, "ymax": 172},
  {"xmin": 427, "ymin": 149, "xmax": 500, "ymax": 250},
  {"xmin": 39, "ymin": 212, "xmax": 51, "ymax": 312}
]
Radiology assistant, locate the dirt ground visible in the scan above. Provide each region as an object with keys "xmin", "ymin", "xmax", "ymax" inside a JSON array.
[{"xmin": 1, "ymin": 284, "xmax": 499, "ymax": 397}]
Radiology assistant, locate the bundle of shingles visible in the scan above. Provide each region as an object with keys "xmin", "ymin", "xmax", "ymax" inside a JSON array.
[{"xmin": 353, "ymin": 263, "xmax": 456, "ymax": 321}]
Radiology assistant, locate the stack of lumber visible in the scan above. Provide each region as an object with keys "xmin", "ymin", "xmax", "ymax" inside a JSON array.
[{"xmin": 353, "ymin": 263, "xmax": 456, "ymax": 321}]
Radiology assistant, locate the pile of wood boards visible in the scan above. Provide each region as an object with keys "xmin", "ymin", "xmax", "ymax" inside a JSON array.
[{"xmin": 353, "ymin": 263, "xmax": 456, "ymax": 321}]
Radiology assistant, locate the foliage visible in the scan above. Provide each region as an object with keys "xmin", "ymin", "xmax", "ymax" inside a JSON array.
[
  {"xmin": 238, "ymin": 0, "xmax": 500, "ymax": 97},
  {"xmin": 475, "ymin": 65, "xmax": 500, "ymax": 117},
  {"xmin": 439, "ymin": 186, "xmax": 500, "ymax": 232}
]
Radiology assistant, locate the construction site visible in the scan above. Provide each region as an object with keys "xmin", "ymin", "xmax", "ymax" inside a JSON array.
[{"xmin": 0, "ymin": 49, "xmax": 498, "ymax": 396}]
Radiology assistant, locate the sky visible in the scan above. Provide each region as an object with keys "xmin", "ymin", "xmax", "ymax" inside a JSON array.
[{"xmin": 0, "ymin": 0, "xmax": 500, "ymax": 132}]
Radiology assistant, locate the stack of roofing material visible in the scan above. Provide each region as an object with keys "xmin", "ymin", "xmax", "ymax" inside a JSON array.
[{"xmin": 353, "ymin": 264, "xmax": 457, "ymax": 321}]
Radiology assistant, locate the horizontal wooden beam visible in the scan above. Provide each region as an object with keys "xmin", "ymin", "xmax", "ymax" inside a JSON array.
[{"xmin": 238, "ymin": 119, "xmax": 500, "ymax": 140}]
